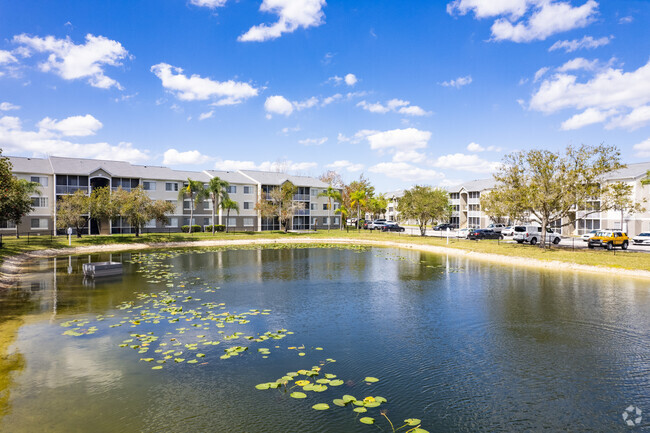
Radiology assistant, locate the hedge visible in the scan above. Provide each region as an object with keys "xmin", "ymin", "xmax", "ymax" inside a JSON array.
[
  {"xmin": 205, "ymin": 225, "xmax": 225, "ymax": 232},
  {"xmin": 181, "ymin": 225, "xmax": 202, "ymax": 233}
]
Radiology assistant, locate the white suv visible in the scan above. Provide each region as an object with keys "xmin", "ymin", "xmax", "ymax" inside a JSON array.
[
  {"xmin": 513, "ymin": 225, "xmax": 561, "ymax": 245},
  {"xmin": 486, "ymin": 223, "xmax": 505, "ymax": 233}
]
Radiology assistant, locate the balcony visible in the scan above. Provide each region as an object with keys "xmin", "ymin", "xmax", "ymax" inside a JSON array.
[
  {"xmin": 293, "ymin": 194, "xmax": 310, "ymax": 201},
  {"xmin": 295, "ymin": 209, "xmax": 311, "ymax": 216},
  {"xmin": 468, "ymin": 211, "xmax": 482, "ymax": 217},
  {"xmin": 56, "ymin": 186, "xmax": 88, "ymax": 195}
]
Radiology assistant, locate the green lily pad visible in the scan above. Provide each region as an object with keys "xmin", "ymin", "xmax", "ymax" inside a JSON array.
[
  {"xmin": 312, "ymin": 403, "xmax": 329, "ymax": 410},
  {"xmin": 255, "ymin": 383, "xmax": 271, "ymax": 390},
  {"xmin": 359, "ymin": 417, "xmax": 375, "ymax": 425},
  {"xmin": 290, "ymin": 392, "xmax": 307, "ymax": 399},
  {"xmin": 375, "ymin": 396, "xmax": 387, "ymax": 403},
  {"xmin": 342, "ymin": 395, "xmax": 357, "ymax": 403},
  {"xmin": 329, "ymin": 379, "xmax": 344, "ymax": 386},
  {"xmin": 411, "ymin": 429, "xmax": 429, "ymax": 433},
  {"xmin": 405, "ymin": 418, "xmax": 421, "ymax": 426},
  {"xmin": 364, "ymin": 377, "xmax": 379, "ymax": 383},
  {"xmin": 312, "ymin": 384, "xmax": 328, "ymax": 392},
  {"xmin": 332, "ymin": 399, "xmax": 346, "ymax": 407},
  {"xmin": 353, "ymin": 407, "xmax": 367, "ymax": 413},
  {"xmin": 151, "ymin": 366, "xmax": 163, "ymax": 370}
]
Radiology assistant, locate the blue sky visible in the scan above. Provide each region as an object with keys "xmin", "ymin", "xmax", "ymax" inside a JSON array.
[{"xmin": 1, "ymin": 0, "xmax": 649, "ymax": 191}]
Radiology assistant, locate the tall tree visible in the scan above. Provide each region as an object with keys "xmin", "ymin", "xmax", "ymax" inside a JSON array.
[
  {"xmin": 220, "ymin": 198, "xmax": 240, "ymax": 233},
  {"xmin": 202, "ymin": 177, "xmax": 230, "ymax": 234},
  {"xmin": 178, "ymin": 178, "xmax": 205, "ymax": 228},
  {"xmin": 350, "ymin": 189, "xmax": 367, "ymax": 231},
  {"xmin": 56, "ymin": 189, "xmax": 90, "ymax": 238},
  {"xmin": 5, "ymin": 179, "xmax": 41, "ymax": 238},
  {"xmin": 335, "ymin": 205, "xmax": 349, "ymax": 230},
  {"xmin": 0, "ymin": 149, "xmax": 14, "ymax": 222},
  {"xmin": 492, "ymin": 144, "xmax": 624, "ymax": 247},
  {"xmin": 254, "ymin": 181, "xmax": 304, "ymax": 233},
  {"xmin": 368, "ymin": 194, "xmax": 388, "ymax": 219},
  {"xmin": 601, "ymin": 182, "xmax": 646, "ymax": 232},
  {"xmin": 89, "ymin": 186, "xmax": 117, "ymax": 235},
  {"xmin": 318, "ymin": 186, "xmax": 342, "ymax": 231},
  {"xmin": 349, "ymin": 174, "xmax": 374, "ymax": 226},
  {"xmin": 318, "ymin": 170, "xmax": 344, "ymax": 189},
  {"xmin": 398, "ymin": 186, "xmax": 450, "ymax": 236},
  {"xmin": 480, "ymin": 189, "xmax": 524, "ymax": 225},
  {"xmin": 114, "ymin": 187, "xmax": 175, "ymax": 237}
]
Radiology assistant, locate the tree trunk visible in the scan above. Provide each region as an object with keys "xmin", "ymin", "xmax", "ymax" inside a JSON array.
[
  {"xmin": 540, "ymin": 216, "xmax": 548, "ymax": 248},
  {"xmin": 357, "ymin": 205, "xmax": 360, "ymax": 231},
  {"xmin": 189, "ymin": 196, "xmax": 194, "ymax": 232},
  {"xmin": 328, "ymin": 199, "xmax": 331, "ymax": 232},
  {"xmin": 620, "ymin": 209, "xmax": 624, "ymax": 232},
  {"xmin": 212, "ymin": 197, "xmax": 217, "ymax": 235},
  {"xmin": 15, "ymin": 225, "xmax": 19, "ymax": 239},
  {"xmin": 226, "ymin": 209, "xmax": 230, "ymax": 233}
]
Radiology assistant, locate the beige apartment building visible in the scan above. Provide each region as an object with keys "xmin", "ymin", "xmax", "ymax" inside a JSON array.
[{"xmin": 2, "ymin": 156, "xmax": 340, "ymax": 235}]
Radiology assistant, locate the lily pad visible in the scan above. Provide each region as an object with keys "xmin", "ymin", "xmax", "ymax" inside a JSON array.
[
  {"xmin": 359, "ymin": 417, "xmax": 375, "ymax": 425},
  {"xmin": 405, "ymin": 418, "xmax": 421, "ymax": 426},
  {"xmin": 332, "ymin": 399, "xmax": 346, "ymax": 407},
  {"xmin": 364, "ymin": 377, "xmax": 379, "ymax": 383},
  {"xmin": 329, "ymin": 379, "xmax": 344, "ymax": 386},
  {"xmin": 342, "ymin": 395, "xmax": 357, "ymax": 403},
  {"xmin": 353, "ymin": 407, "xmax": 367, "ymax": 413},
  {"xmin": 290, "ymin": 392, "xmax": 307, "ymax": 399},
  {"xmin": 312, "ymin": 403, "xmax": 329, "ymax": 411}
]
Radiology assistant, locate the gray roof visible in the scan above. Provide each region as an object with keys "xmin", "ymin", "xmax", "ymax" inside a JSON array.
[
  {"xmin": 447, "ymin": 178, "xmax": 497, "ymax": 193},
  {"xmin": 7, "ymin": 156, "xmax": 53, "ymax": 174},
  {"xmin": 204, "ymin": 170, "xmax": 256, "ymax": 184},
  {"xmin": 384, "ymin": 189, "xmax": 405, "ymax": 199},
  {"xmin": 239, "ymin": 170, "xmax": 329, "ymax": 188},
  {"xmin": 602, "ymin": 161, "xmax": 650, "ymax": 181}
]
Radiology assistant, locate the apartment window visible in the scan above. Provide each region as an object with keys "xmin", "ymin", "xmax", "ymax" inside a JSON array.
[
  {"xmin": 322, "ymin": 203, "xmax": 328, "ymax": 211},
  {"xmin": 311, "ymin": 203, "xmax": 316, "ymax": 211},
  {"xmin": 31, "ymin": 197, "xmax": 48, "ymax": 207},
  {"xmin": 469, "ymin": 191, "xmax": 480, "ymax": 199},
  {"xmin": 145, "ymin": 219, "xmax": 156, "ymax": 228},
  {"xmin": 204, "ymin": 201, "xmax": 212, "ymax": 210},
  {"xmin": 227, "ymin": 186, "xmax": 237, "ymax": 194},
  {"xmin": 243, "ymin": 202, "xmax": 252, "ymax": 210},
  {"xmin": 165, "ymin": 217, "xmax": 178, "ymax": 228},
  {"xmin": 334, "ymin": 217, "xmax": 339, "ymax": 225},
  {"xmin": 143, "ymin": 181, "xmax": 156, "ymax": 191},
  {"xmin": 324, "ymin": 217, "xmax": 329, "ymax": 225},
  {"xmin": 227, "ymin": 217, "xmax": 237, "ymax": 227},
  {"xmin": 166, "ymin": 200, "xmax": 176, "ymax": 207},
  {"xmin": 311, "ymin": 189, "xmax": 319, "ymax": 196},
  {"xmin": 468, "ymin": 217, "xmax": 481, "ymax": 228},
  {"xmin": 469, "ymin": 204, "xmax": 480, "ymax": 211},
  {"xmin": 113, "ymin": 178, "xmax": 139, "ymax": 191},
  {"xmin": 450, "ymin": 193, "xmax": 459, "ymax": 200},
  {"xmin": 166, "ymin": 182, "xmax": 178, "ymax": 192},
  {"xmin": 0, "ymin": 220, "xmax": 16, "ymax": 229},
  {"xmin": 203, "ymin": 217, "xmax": 211, "ymax": 226},
  {"xmin": 31, "ymin": 218, "xmax": 48, "ymax": 229},
  {"xmin": 243, "ymin": 217, "xmax": 254, "ymax": 227},
  {"xmin": 183, "ymin": 201, "xmax": 190, "ymax": 209},
  {"xmin": 244, "ymin": 186, "xmax": 252, "ymax": 194},
  {"xmin": 183, "ymin": 217, "xmax": 196, "ymax": 226},
  {"xmin": 31, "ymin": 176, "xmax": 48, "ymax": 186}
]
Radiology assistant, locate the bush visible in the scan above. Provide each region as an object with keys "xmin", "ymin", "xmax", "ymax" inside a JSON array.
[
  {"xmin": 181, "ymin": 225, "xmax": 202, "ymax": 233},
  {"xmin": 205, "ymin": 224, "xmax": 225, "ymax": 233}
]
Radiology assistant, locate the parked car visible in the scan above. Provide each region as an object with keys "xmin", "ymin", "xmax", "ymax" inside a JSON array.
[
  {"xmin": 501, "ymin": 226, "xmax": 515, "ymax": 236},
  {"xmin": 367, "ymin": 219, "xmax": 387, "ymax": 230},
  {"xmin": 513, "ymin": 225, "xmax": 561, "ymax": 245},
  {"xmin": 467, "ymin": 229, "xmax": 503, "ymax": 240},
  {"xmin": 433, "ymin": 223, "xmax": 454, "ymax": 231},
  {"xmin": 486, "ymin": 223, "xmax": 506, "ymax": 233},
  {"xmin": 588, "ymin": 230, "xmax": 629, "ymax": 250},
  {"xmin": 456, "ymin": 228, "xmax": 470, "ymax": 238},
  {"xmin": 581, "ymin": 229, "xmax": 599, "ymax": 242},
  {"xmin": 381, "ymin": 223, "xmax": 406, "ymax": 232},
  {"xmin": 632, "ymin": 232, "xmax": 650, "ymax": 245}
]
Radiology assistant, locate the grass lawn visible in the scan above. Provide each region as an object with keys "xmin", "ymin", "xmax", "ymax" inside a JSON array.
[{"xmin": 1, "ymin": 229, "xmax": 649, "ymax": 272}]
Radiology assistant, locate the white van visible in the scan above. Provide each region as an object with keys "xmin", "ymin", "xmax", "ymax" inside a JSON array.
[{"xmin": 513, "ymin": 225, "xmax": 561, "ymax": 245}]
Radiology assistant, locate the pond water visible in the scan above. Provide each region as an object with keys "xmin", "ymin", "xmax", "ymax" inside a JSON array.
[{"xmin": 0, "ymin": 246, "xmax": 648, "ymax": 433}]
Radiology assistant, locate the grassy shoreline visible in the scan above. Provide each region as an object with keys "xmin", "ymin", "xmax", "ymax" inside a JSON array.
[{"xmin": 1, "ymin": 229, "xmax": 649, "ymax": 273}]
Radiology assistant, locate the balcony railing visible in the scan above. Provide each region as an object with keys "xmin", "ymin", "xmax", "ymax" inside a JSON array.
[
  {"xmin": 56, "ymin": 186, "xmax": 88, "ymax": 195},
  {"xmin": 293, "ymin": 194, "xmax": 310, "ymax": 201},
  {"xmin": 295, "ymin": 209, "xmax": 311, "ymax": 216}
]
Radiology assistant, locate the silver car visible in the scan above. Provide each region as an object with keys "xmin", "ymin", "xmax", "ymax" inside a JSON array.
[{"xmin": 632, "ymin": 232, "xmax": 650, "ymax": 245}]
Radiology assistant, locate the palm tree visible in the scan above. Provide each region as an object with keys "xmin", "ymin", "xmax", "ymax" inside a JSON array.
[
  {"xmin": 178, "ymin": 178, "xmax": 205, "ymax": 231},
  {"xmin": 202, "ymin": 177, "xmax": 230, "ymax": 234},
  {"xmin": 335, "ymin": 205, "xmax": 349, "ymax": 230},
  {"xmin": 317, "ymin": 186, "xmax": 342, "ymax": 231},
  {"xmin": 350, "ymin": 189, "xmax": 368, "ymax": 231},
  {"xmin": 221, "ymin": 198, "xmax": 240, "ymax": 233}
]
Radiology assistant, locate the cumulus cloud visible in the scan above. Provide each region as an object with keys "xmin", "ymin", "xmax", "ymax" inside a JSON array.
[
  {"xmin": 560, "ymin": 107, "xmax": 615, "ymax": 130},
  {"xmin": 440, "ymin": 75, "xmax": 472, "ymax": 88},
  {"xmin": 0, "ymin": 50, "xmax": 18, "ymax": 64},
  {"xmin": 264, "ymin": 95, "xmax": 294, "ymax": 117},
  {"xmin": 0, "ymin": 102, "xmax": 20, "ymax": 111},
  {"xmin": 369, "ymin": 162, "xmax": 443, "ymax": 182},
  {"xmin": 432, "ymin": 153, "xmax": 501, "ymax": 173},
  {"xmin": 0, "ymin": 115, "xmax": 148, "ymax": 161},
  {"xmin": 556, "ymin": 57, "xmax": 599, "ymax": 72},
  {"xmin": 214, "ymin": 159, "xmax": 317, "ymax": 172},
  {"xmin": 190, "ymin": 0, "xmax": 227, "ymax": 8},
  {"xmin": 163, "ymin": 148, "xmax": 211, "ymax": 165},
  {"xmin": 633, "ymin": 138, "xmax": 650, "ymax": 158},
  {"xmin": 365, "ymin": 128, "xmax": 431, "ymax": 151},
  {"xmin": 548, "ymin": 35, "xmax": 611, "ymax": 52},
  {"xmin": 298, "ymin": 137, "xmax": 328, "ymax": 146},
  {"xmin": 37, "ymin": 114, "xmax": 103, "ymax": 137},
  {"xmin": 293, "ymin": 96, "xmax": 319, "ymax": 110},
  {"xmin": 238, "ymin": 0, "xmax": 326, "ymax": 42},
  {"xmin": 326, "ymin": 160, "xmax": 364, "ymax": 172},
  {"xmin": 13, "ymin": 33, "xmax": 130, "ymax": 89},
  {"xmin": 467, "ymin": 142, "xmax": 501, "ymax": 152},
  {"xmin": 344, "ymin": 73, "xmax": 357, "ymax": 86},
  {"xmin": 357, "ymin": 98, "xmax": 431, "ymax": 116},
  {"xmin": 606, "ymin": 106, "xmax": 650, "ymax": 131},
  {"xmin": 448, "ymin": 0, "xmax": 599, "ymax": 43},
  {"xmin": 151, "ymin": 63, "xmax": 258, "ymax": 104},
  {"xmin": 199, "ymin": 110, "xmax": 214, "ymax": 120},
  {"xmin": 530, "ymin": 59, "xmax": 650, "ymax": 130}
]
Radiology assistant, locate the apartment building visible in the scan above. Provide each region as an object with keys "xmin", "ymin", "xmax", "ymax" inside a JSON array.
[{"xmin": 2, "ymin": 155, "xmax": 340, "ymax": 235}]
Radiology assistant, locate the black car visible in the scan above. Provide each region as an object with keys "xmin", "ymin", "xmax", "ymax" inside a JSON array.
[
  {"xmin": 433, "ymin": 223, "xmax": 454, "ymax": 231},
  {"xmin": 467, "ymin": 229, "xmax": 503, "ymax": 240},
  {"xmin": 381, "ymin": 223, "xmax": 405, "ymax": 232}
]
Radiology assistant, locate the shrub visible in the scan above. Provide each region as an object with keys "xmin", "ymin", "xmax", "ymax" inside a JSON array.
[
  {"xmin": 181, "ymin": 224, "xmax": 202, "ymax": 233},
  {"xmin": 205, "ymin": 224, "xmax": 225, "ymax": 232}
]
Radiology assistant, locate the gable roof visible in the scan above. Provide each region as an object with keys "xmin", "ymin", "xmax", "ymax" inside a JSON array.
[{"xmin": 6, "ymin": 156, "xmax": 53, "ymax": 174}]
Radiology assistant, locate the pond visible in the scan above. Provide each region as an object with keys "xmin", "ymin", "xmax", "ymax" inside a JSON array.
[{"xmin": 0, "ymin": 246, "xmax": 648, "ymax": 433}]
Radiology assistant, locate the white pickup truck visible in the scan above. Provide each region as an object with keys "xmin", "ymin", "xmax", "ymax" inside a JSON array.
[{"xmin": 513, "ymin": 225, "xmax": 562, "ymax": 245}]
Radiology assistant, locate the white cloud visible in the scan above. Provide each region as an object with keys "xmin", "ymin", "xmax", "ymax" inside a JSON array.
[
  {"xmin": 392, "ymin": 150, "xmax": 426, "ymax": 163},
  {"xmin": 369, "ymin": 162, "xmax": 443, "ymax": 182},
  {"xmin": 294, "ymin": 96, "xmax": 319, "ymax": 110},
  {"xmin": 440, "ymin": 75, "xmax": 472, "ymax": 88},
  {"xmin": 618, "ymin": 16, "xmax": 633, "ymax": 24},
  {"xmin": 357, "ymin": 100, "xmax": 390, "ymax": 114},
  {"xmin": 548, "ymin": 35, "xmax": 611, "ymax": 52},
  {"xmin": 0, "ymin": 115, "xmax": 148, "ymax": 162},
  {"xmin": 357, "ymin": 98, "xmax": 430, "ymax": 116},
  {"xmin": 534, "ymin": 67, "xmax": 550, "ymax": 82},
  {"xmin": 298, "ymin": 137, "xmax": 328, "ymax": 146},
  {"xmin": 326, "ymin": 160, "xmax": 364, "ymax": 172},
  {"xmin": 238, "ymin": 0, "xmax": 326, "ymax": 42},
  {"xmin": 449, "ymin": 0, "xmax": 599, "ymax": 43},
  {"xmin": 633, "ymin": 138, "xmax": 650, "ymax": 158},
  {"xmin": 264, "ymin": 95, "xmax": 294, "ymax": 117},
  {"xmin": 13, "ymin": 33, "xmax": 129, "ymax": 89},
  {"xmin": 432, "ymin": 153, "xmax": 500, "ymax": 173},
  {"xmin": 344, "ymin": 73, "xmax": 357, "ymax": 86},
  {"xmin": 560, "ymin": 107, "xmax": 614, "ymax": 130},
  {"xmin": 190, "ymin": 0, "xmax": 227, "ymax": 8},
  {"xmin": 0, "ymin": 50, "xmax": 18, "ymax": 64},
  {"xmin": 214, "ymin": 159, "xmax": 317, "ymax": 172},
  {"xmin": 466, "ymin": 142, "xmax": 501, "ymax": 152},
  {"xmin": 321, "ymin": 93, "xmax": 342, "ymax": 106},
  {"xmin": 606, "ymin": 106, "xmax": 650, "ymax": 131},
  {"xmin": 37, "ymin": 114, "xmax": 103, "ymax": 137},
  {"xmin": 365, "ymin": 128, "xmax": 431, "ymax": 151},
  {"xmin": 163, "ymin": 148, "xmax": 211, "ymax": 165},
  {"xmin": 556, "ymin": 57, "xmax": 599, "ymax": 72},
  {"xmin": 281, "ymin": 125, "xmax": 301, "ymax": 134},
  {"xmin": 199, "ymin": 110, "xmax": 214, "ymax": 121},
  {"xmin": 397, "ymin": 105, "xmax": 429, "ymax": 116},
  {"xmin": 530, "ymin": 59, "xmax": 650, "ymax": 130},
  {"xmin": 151, "ymin": 63, "xmax": 258, "ymax": 104},
  {"xmin": 0, "ymin": 102, "xmax": 20, "ymax": 111},
  {"xmin": 337, "ymin": 133, "xmax": 350, "ymax": 142}
]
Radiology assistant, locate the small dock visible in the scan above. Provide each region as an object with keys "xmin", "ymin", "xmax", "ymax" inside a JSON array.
[{"xmin": 82, "ymin": 261, "xmax": 123, "ymax": 278}]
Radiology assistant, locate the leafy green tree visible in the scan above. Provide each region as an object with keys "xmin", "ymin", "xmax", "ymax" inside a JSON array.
[
  {"xmin": 335, "ymin": 205, "xmax": 349, "ymax": 230},
  {"xmin": 368, "ymin": 194, "xmax": 388, "ymax": 219},
  {"xmin": 480, "ymin": 189, "xmax": 524, "ymax": 225},
  {"xmin": 114, "ymin": 186, "xmax": 175, "ymax": 237},
  {"xmin": 493, "ymin": 144, "xmax": 624, "ymax": 247},
  {"xmin": 56, "ymin": 189, "xmax": 90, "ymax": 238},
  {"xmin": 350, "ymin": 189, "xmax": 368, "ymax": 231},
  {"xmin": 148, "ymin": 199, "xmax": 177, "ymax": 227},
  {"xmin": 5, "ymin": 179, "xmax": 41, "ymax": 238},
  {"xmin": 202, "ymin": 177, "xmax": 230, "ymax": 234},
  {"xmin": 89, "ymin": 186, "xmax": 117, "ymax": 235},
  {"xmin": 398, "ymin": 186, "xmax": 450, "ymax": 236},
  {"xmin": 255, "ymin": 181, "xmax": 304, "ymax": 233},
  {"xmin": 318, "ymin": 186, "xmax": 342, "ymax": 231},
  {"xmin": 220, "ymin": 198, "xmax": 239, "ymax": 233},
  {"xmin": 178, "ymin": 178, "xmax": 205, "ymax": 228},
  {"xmin": 0, "ymin": 149, "xmax": 14, "ymax": 221}
]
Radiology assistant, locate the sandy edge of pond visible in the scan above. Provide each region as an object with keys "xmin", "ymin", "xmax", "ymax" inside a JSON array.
[{"xmin": 2, "ymin": 237, "xmax": 650, "ymax": 288}]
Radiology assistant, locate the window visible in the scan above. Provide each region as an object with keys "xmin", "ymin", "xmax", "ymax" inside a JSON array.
[
  {"xmin": 324, "ymin": 217, "xmax": 329, "ymax": 225},
  {"xmin": 166, "ymin": 182, "xmax": 178, "ymax": 192},
  {"xmin": 31, "ymin": 218, "xmax": 48, "ymax": 229},
  {"xmin": 31, "ymin": 176, "xmax": 48, "ymax": 186},
  {"xmin": 165, "ymin": 217, "xmax": 178, "ymax": 228},
  {"xmin": 183, "ymin": 201, "xmax": 191, "ymax": 209},
  {"xmin": 322, "ymin": 203, "xmax": 328, "ymax": 211},
  {"xmin": 243, "ymin": 202, "xmax": 252, "ymax": 210},
  {"xmin": 31, "ymin": 197, "xmax": 48, "ymax": 207},
  {"xmin": 450, "ymin": 193, "xmax": 460, "ymax": 200},
  {"xmin": 334, "ymin": 217, "xmax": 339, "ymax": 225},
  {"xmin": 311, "ymin": 189, "xmax": 318, "ymax": 196},
  {"xmin": 143, "ymin": 181, "xmax": 156, "ymax": 191},
  {"xmin": 227, "ymin": 185, "xmax": 237, "ymax": 194},
  {"xmin": 145, "ymin": 219, "xmax": 156, "ymax": 228},
  {"xmin": 203, "ymin": 217, "xmax": 211, "ymax": 226},
  {"xmin": 166, "ymin": 200, "xmax": 176, "ymax": 207},
  {"xmin": 244, "ymin": 186, "xmax": 252, "ymax": 194},
  {"xmin": 204, "ymin": 201, "xmax": 211, "ymax": 210},
  {"xmin": 311, "ymin": 203, "xmax": 316, "ymax": 211},
  {"xmin": 244, "ymin": 217, "xmax": 254, "ymax": 227},
  {"xmin": 227, "ymin": 217, "xmax": 237, "ymax": 227},
  {"xmin": 469, "ymin": 191, "xmax": 480, "ymax": 199},
  {"xmin": 0, "ymin": 220, "xmax": 16, "ymax": 229}
]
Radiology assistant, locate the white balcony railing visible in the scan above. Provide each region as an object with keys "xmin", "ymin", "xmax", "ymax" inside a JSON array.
[{"xmin": 56, "ymin": 186, "xmax": 89, "ymax": 195}]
